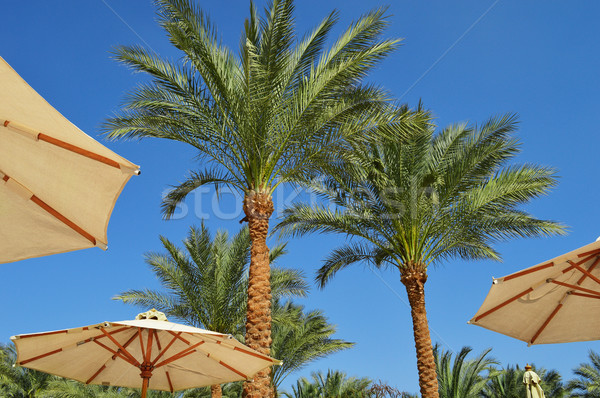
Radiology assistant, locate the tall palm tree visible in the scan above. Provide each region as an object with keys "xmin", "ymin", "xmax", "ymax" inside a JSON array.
[
  {"xmin": 115, "ymin": 224, "xmax": 351, "ymax": 397},
  {"xmin": 104, "ymin": 0, "xmax": 409, "ymax": 395},
  {"xmin": 433, "ymin": 344, "xmax": 497, "ymax": 398},
  {"xmin": 568, "ymin": 350, "xmax": 600, "ymax": 397},
  {"xmin": 275, "ymin": 113, "xmax": 565, "ymax": 397}
]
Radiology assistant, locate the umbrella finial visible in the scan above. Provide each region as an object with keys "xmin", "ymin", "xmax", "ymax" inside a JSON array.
[
  {"xmin": 525, "ymin": 363, "xmax": 532, "ymax": 370},
  {"xmin": 136, "ymin": 309, "xmax": 167, "ymax": 321}
]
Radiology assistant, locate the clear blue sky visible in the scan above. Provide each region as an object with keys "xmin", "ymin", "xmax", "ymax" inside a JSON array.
[{"xmin": 1, "ymin": 1, "xmax": 599, "ymax": 395}]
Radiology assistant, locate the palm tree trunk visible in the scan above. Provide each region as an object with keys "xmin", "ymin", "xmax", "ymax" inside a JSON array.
[
  {"xmin": 242, "ymin": 190, "xmax": 275, "ymax": 398},
  {"xmin": 401, "ymin": 266, "xmax": 439, "ymax": 398},
  {"xmin": 211, "ymin": 384, "xmax": 222, "ymax": 398}
]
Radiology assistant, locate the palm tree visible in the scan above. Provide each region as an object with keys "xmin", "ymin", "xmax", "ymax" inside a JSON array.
[
  {"xmin": 115, "ymin": 224, "xmax": 303, "ymax": 397},
  {"xmin": 568, "ymin": 350, "xmax": 600, "ymax": 397},
  {"xmin": 115, "ymin": 224, "xmax": 351, "ymax": 396},
  {"xmin": 104, "ymin": 0, "xmax": 410, "ymax": 395},
  {"xmin": 480, "ymin": 365, "xmax": 522, "ymax": 398},
  {"xmin": 43, "ymin": 378, "xmax": 135, "ymax": 398},
  {"xmin": 433, "ymin": 344, "xmax": 497, "ymax": 398},
  {"xmin": 275, "ymin": 113, "xmax": 565, "ymax": 397},
  {"xmin": 482, "ymin": 364, "xmax": 567, "ymax": 398},
  {"xmin": 283, "ymin": 370, "xmax": 372, "ymax": 398},
  {"xmin": 0, "ymin": 344, "xmax": 55, "ymax": 397},
  {"xmin": 270, "ymin": 300, "xmax": 353, "ymax": 396}
]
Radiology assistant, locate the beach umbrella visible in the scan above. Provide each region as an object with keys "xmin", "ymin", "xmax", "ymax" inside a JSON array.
[
  {"xmin": 0, "ymin": 56, "xmax": 139, "ymax": 263},
  {"xmin": 11, "ymin": 309, "xmax": 281, "ymax": 397},
  {"xmin": 469, "ymin": 238, "xmax": 600, "ymax": 345}
]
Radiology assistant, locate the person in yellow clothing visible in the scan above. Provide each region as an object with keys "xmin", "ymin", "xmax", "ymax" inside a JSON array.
[{"xmin": 523, "ymin": 364, "xmax": 545, "ymax": 398}]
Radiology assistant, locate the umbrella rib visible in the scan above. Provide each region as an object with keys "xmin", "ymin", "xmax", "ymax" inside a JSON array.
[
  {"xmin": 549, "ymin": 280, "xmax": 600, "ymax": 297},
  {"xmin": 562, "ymin": 253, "xmax": 600, "ymax": 273},
  {"xmin": 529, "ymin": 294, "xmax": 567, "ymax": 345},
  {"xmin": 154, "ymin": 330, "xmax": 162, "ymax": 350},
  {"xmin": 229, "ymin": 344, "xmax": 280, "ymax": 363},
  {"xmin": 3, "ymin": 120, "xmax": 131, "ymax": 171},
  {"xmin": 166, "ymin": 330, "xmax": 191, "ymax": 344},
  {"xmin": 145, "ymin": 328, "xmax": 154, "ymax": 363},
  {"xmin": 570, "ymin": 292, "xmax": 600, "ymax": 299},
  {"xmin": 166, "ymin": 370, "xmax": 174, "ymax": 393},
  {"xmin": 151, "ymin": 332, "xmax": 182, "ymax": 366},
  {"xmin": 576, "ymin": 256, "xmax": 600, "ymax": 285},
  {"xmin": 502, "ymin": 262, "xmax": 554, "ymax": 282},
  {"xmin": 154, "ymin": 342, "xmax": 205, "ymax": 369},
  {"xmin": 99, "ymin": 327, "xmax": 140, "ymax": 366},
  {"xmin": 578, "ymin": 248, "xmax": 600, "ymax": 258},
  {"xmin": 86, "ymin": 364, "xmax": 107, "ymax": 385},
  {"xmin": 19, "ymin": 348, "xmax": 62, "ymax": 365},
  {"xmin": 567, "ymin": 260, "xmax": 600, "ymax": 287},
  {"xmin": 138, "ymin": 328, "xmax": 146, "ymax": 361},
  {"xmin": 1, "ymin": 173, "xmax": 97, "ymax": 245},
  {"xmin": 474, "ymin": 287, "xmax": 534, "ymax": 322},
  {"xmin": 93, "ymin": 339, "xmax": 137, "ymax": 366},
  {"xmin": 217, "ymin": 359, "xmax": 249, "ymax": 379}
]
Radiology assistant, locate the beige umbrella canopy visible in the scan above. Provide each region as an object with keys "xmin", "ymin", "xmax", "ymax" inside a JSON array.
[
  {"xmin": 469, "ymin": 238, "xmax": 600, "ymax": 345},
  {"xmin": 11, "ymin": 309, "xmax": 281, "ymax": 397},
  {"xmin": 0, "ymin": 56, "xmax": 139, "ymax": 263}
]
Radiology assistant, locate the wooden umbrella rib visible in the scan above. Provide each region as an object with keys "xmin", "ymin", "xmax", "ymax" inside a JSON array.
[
  {"xmin": 93, "ymin": 340, "xmax": 137, "ymax": 366},
  {"xmin": 16, "ymin": 329, "xmax": 70, "ymax": 339},
  {"xmin": 19, "ymin": 348, "xmax": 62, "ymax": 365},
  {"xmin": 138, "ymin": 328, "xmax": 146, "ymax": 361},
  {"xmin": 502, "ymin": 262, "xmax": 554, "ymax": 282},
  {"xmin": 151, "ymin": 332, "xmax": 182, "ymax": 366},
  {"xmin": 233, "ymin": 346, "xmax": 277, "ymax": 362},
  {"xmin": 1, "ymin": 173, "xmax": 96, "ymax": 245},
  {"xmin": 86, "ymin": 364, "xmax": 106, "ymax": 384},
  {"xmin": 154, "ymin": 330, "xmax": 162, "ymax": 350},
  {"xmin": 568, "ymin": 261, "xmax": 600, "ymax": 287},
  {"xmin": 154, "ymin": 342, "xmax": 205, "ymax": 369},
  {"xmin": 99, "ymin": 328, "xmax": 140, "ymax": 366},
  {"xmin": 530, "ymin": 302, "xmax": 564, "ymax": 344},
  {"xmin": 563, "ymin": 253, "xmax": 600, "ymax": 273},
  {"xmin": 38, "ymin": 133, "xmax": 121, "ymax": 169},
  {"xmin": 578, "ymin": 248, "xmax": 600, "ymax": 258},
  {"xmin": 577, "ymin": 256, "xmax": 600, "ymax": 285},
  {"xmin": 145, "ymin": 328, "xmax": 154, "ymax": 363},
  {"xmin": 166, "ymin": 371, "xmax": 174, "ymax": 393},
  {"xmin": 570, "ymin": 292, "xmax": 600, "ymax": 299},
  {"xmin": 112, "ymin": 330, "xmax": 139, "ymax": 360},
  {"xmin": 550, "ymin": 280, "xmax": 600, "ymax": 297},
  {"xmin": 219, "ymin": 360, "xmax": 248, "ymax": 379},
  {"xmin": 474, "ymin": 288, "xmax": 534, "ymax": 322},
  {"xmin": 166, "ymin": 330, "xmax": 191, "ymax": 345},
  {"xmin": 3, "ymin": 120, "xmax": 122, "ymax": 169}
]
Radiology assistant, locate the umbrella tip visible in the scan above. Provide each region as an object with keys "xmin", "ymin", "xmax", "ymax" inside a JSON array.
[{"xmin": 136, "ymin": 309, "xmax": 168, "ymax": 321}]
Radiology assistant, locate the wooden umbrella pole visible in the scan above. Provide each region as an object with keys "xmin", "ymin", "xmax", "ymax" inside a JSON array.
[{"xmin": 140, "ymin": 365, "xmax": 153, "ymax": 398}]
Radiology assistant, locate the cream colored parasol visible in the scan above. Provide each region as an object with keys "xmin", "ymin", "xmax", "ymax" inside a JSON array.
[
  {"xmin": 11, "ymin": 309, "xmax": 281, "ymax": 397},
  {"xmin": 469, "ymin": 238, "xmax": 600, "ymax": 345},
  {"xmin": 0, "ymin": 56, "xmax": 139, "ymax": 263}
]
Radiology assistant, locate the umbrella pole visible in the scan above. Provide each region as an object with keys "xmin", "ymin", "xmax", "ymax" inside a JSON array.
[
  {"xmin": 140, "ymin": 369, "xmax": 152, "ymax": 398},
  {"xmin": 141, "ymin": 376, "xmax": 149, "ymax": 398}
]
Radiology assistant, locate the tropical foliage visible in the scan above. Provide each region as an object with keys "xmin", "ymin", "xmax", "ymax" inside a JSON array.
[
  {"xmin": 104, "ymin": 0, "xmax": 414, "ymax": 394},
  {"xmin": 568, "ymin": 350, "xmax": 600, "ymax": 397},
  {"xmin": 434, "ymin": 344, "xmax": 497, "ymax": 398},
  {"xmin": 276, "ymin": 112, "xmax": 565, "ymax": 397}
]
